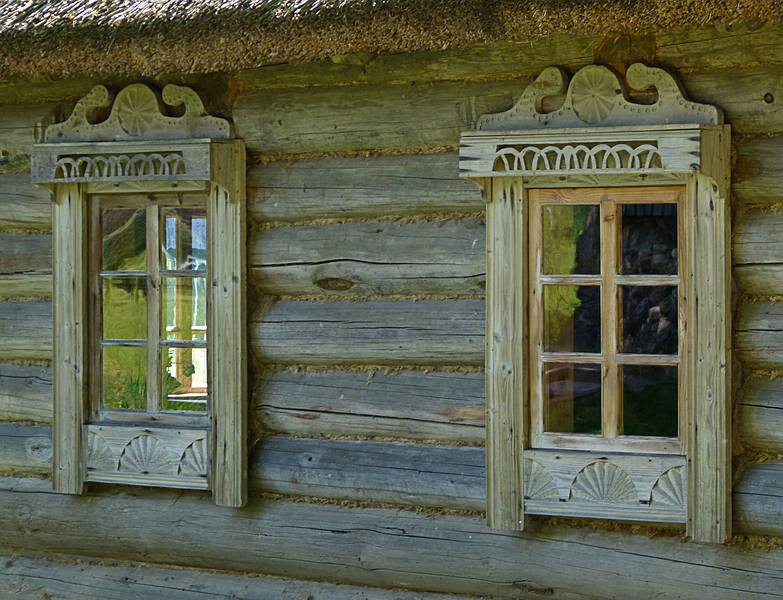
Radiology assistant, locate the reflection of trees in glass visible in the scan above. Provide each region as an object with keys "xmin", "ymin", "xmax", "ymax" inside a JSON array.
[
  {"xmin": 102, "ymin": 209, "xmax": 146, "ymax": 271},
  {"xmin": 622, "ymin": 205, "xmax": 677, "ymax": 275},
  {"xmin": 622, "ymin": 286, "xmax": 678, "ymax": 354},
  {"xmin": 623, "ymin": 365, "xmax": 678, "ymax": 437},
  {"xmin": 543, "ymin": 206, "xmax": 601, "ymax": 352}
]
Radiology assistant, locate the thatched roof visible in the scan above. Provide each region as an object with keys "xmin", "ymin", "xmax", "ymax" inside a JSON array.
[{"xmin": 0, "ymin": 0, "xmax": 781, "ymax": 79}]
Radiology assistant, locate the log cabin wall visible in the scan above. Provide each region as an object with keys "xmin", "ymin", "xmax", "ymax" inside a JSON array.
[{"xmin": 2, "ymin": 24, "xmax": 783, "ymax": 598}]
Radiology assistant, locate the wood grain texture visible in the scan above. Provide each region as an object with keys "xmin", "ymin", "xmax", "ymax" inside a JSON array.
[
  {"xmin": 0, "ymin": 103, "xmax": 57, "ymax": 165},
  {"xmin": 0, "ymin": 232, "xmax": 52, "ymax": 299},
  {"xmin": 254, "ymin": 300, "xmax": 485, "ymax": 366},
  {"xmin": 248, "ymin": 152, "xmax": 481, "ymax": 222},
  {"xmin": 734, "ymin": 136, "xmax": 783, "ymax": 206},
  {"xmin": 734, "ymin": 462, "xmax": 783, "ymax": 537},
  {"xmin": 0, "ymin": 301, "xmax": 51, "ymax": 361},
  {"xmin": 0, "ymin": 553, "xmax": 477, "ymax": 600},
  {"xmin": 234, "ymin": 78, "xmax": 527, "ymax": 155},
  {"xmin": 1, "ymin": 475, "xmax": 783, "ymax": 598},
  {"xmin": 256, "ymin": 369, "xmax": 484, "ymax": 442},
  {"xmin": 0, "ymin": 423, "xmax": 51, "ymax": 473},
  {"xmin": 253, "ymin": 217, "xmax": 485, "ymax": 297},
  {"xmin": 0, "ymin": 174, "xmax": 50, "ymax": 232},
  {"xmin": 734, "ymin": 208, "xmax": 783, "ymax": 295},
  {"xmin": 253, "ymin": 436, "xmax": 485, "ymax": 510},
  {"xmin": 737, "ymin": 378, "xmax": 783, "ymax": 453},
  {"xmin": 0, "ymin": 363, "xmax": 51, "ymax": 423},
  {"xmin": 736, "ymin": 302, "xmax": 783, "ymax": 368}
]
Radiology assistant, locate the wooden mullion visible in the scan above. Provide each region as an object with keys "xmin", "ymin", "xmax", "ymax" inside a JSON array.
[
  {"xmin": 88, "ymin": 196, "xmax": 102, "ymax": 422},
  {"xmin": 147, "ymin": 205, "xmax": 161, "ymax": 415},
  {"xmin": 528, "ymin": 190, "xmax": 543, "ymax": 448},
  {"xmin": 601, "ymin": 198, "xmax": 620, "ymax": 439},
  {"xmin": 616, "ymin": 353, "xmax": 679, "ymax": 366}
]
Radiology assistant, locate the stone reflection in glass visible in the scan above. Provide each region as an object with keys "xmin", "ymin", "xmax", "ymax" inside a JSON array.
[
  {"xmin": 543, "ymin": 285, "xmax": 601, "ymax": 353},
  {"xmin": 621, "ymin": 286, "xmax": 678, "ymax": 355},
  {"xmin": 542, "ymin": 204, "xmax": 600, "ymax": 275},
  {"xmin": 622, "ymin": 365, "xmax": 678, "ymax": 437},
  {"xmin": 543, "ymin": 363, "xmax": 602, "ymax": 434},
  {"xmin": 621, "ymin": 204, "xmax": 677, "ymax": 275}
]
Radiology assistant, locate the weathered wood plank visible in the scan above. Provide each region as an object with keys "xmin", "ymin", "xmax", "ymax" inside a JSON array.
[
  {"xmin": 255, "ymin": 300, "xmax": 485, "ymax": 366},
  {"xmin": 235, "ymin": 66, "xmax": 783, "ymax": 156},
  {"xmin": 256, "ymin": 369, "xmax": 484, "ymax": 442},
  {"xmin": 253, "ymin": 436, "xmax": 484, "ymax": 510},
  {"xmin": 254, "ymin": 218, "xmax": 485, "ymax": 296},
  {"xmin": 234, "ymin": 78, "xmax": 528, "ymax": 155},
  {"xmin": 734, "ymin": 136, "xmax": 783, "ymax": 206},
  {"xmin": 0, "ymin": 363, "xmax": 51, "ymax": 423},
  {"xmin": 2, "ymin": 476, "xmax": 783, "ymax": 598},
  {"xmin": 0, "ymin": 424, "xmax": 50, "ymax": 473},
  {"xmin": 0, "ymin": 302, "xmax": 51, "ymax": 361},
  {"xmin": 737, "ymin": 378, "xmax": 783, "ymax": 453},
  {"xmin": 0, "ymin": 553, "xmax": 477, "ymax": 600},
  {"xmin": 736, "ymin": 302, "xmax": 783, "ymax": 368},
  {"xmin": 734, "ymin": 462, "xmax": 783, "ymax": 537},
  {"xmin": 0, "ymin": 104, "xmax": 58, "ymax": 166},
  {"xmin": 0, "ymin": 173, "xmax": 51, "ymax": 232},
  {"xmin": 248, "ymin": 152, "xmax": 481, "ymax": 222},
  {"xmin": 0, "ymin": 232, "xmax": 52, "ymax": 299},
  {"xmin": 733, "ymin": 209, "xmax": 783, "ymax": 296}
]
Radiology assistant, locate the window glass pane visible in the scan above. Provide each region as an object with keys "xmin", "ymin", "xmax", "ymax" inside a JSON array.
[
  {"xmin": 162, "ymin": 346, "xmax": 208, "ymax": 412},
  {"xmin": 622, "ymin": 365, "xmax": 678, "ymax": 437},
  {"xmin": 102, "ymin": 208, "xmax": 147, "ymax": 271},
  {"xmin": 543, "ymin": 363, "xmax": 601, "ymax": 434},
  {"xmin": 620, "ymin": 286, "xmax": 678, "ymax": 355},
  {"xmin": 102, "ymin": 277, "xmax": 147, "ymax": 340},
  {"xmin": 621, "ymin": 204, "xmax": 677, "ymax": 275},
  {"xmin": 162, "ymin": 208, "xmax": 207, "ymax": 271},
  {"xmin": 102, "ymin": 346, "xmax": 146, "ymax": 410},
  {"xmin": 543, "ymin": 285, "xmax": 600, "ymax": 353},
  {"xmin": 542, "ymin": 204, "xmax": 600, "ymax": 275},
  {"xmin": 162, "ymin": 277, "xmax": 207, "ymax": 341}
]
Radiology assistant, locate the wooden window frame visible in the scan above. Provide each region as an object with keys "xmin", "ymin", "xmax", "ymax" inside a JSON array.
[
  {"xmin": 461, "ymin": 64, "xmax": 731, "ymax": 543},
  {"xmin": 528, "ymin": 186, "xmax": 685, "ymax": 456},
  {"xmin": 32, "ymin": 84, "xmax": 247, "ymax": 507}
]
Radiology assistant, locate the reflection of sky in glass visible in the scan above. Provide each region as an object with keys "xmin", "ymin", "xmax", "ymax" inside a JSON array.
[{"xmin": 164, "ymin": 213, "xmax": 207, "ymax": 271}]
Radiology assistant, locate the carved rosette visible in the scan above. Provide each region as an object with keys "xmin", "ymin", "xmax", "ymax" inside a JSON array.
[
  {"xmin": 524, "ymin": 459, "xmax": 559, "ymax": 500},
  {"xmin": 118, "ymin": 435, "xmax": 176, "ymax": 474},
  {"xmin": 651, "ymin": 466, "xmax": 686, "ymax": 509},
  {"xmin": 571, "ymin": 462, "xmax": 638, "ymax": 504},
  {"xmin": 179, "ymin": 438, "xmax": 208, "ymax": 478}
]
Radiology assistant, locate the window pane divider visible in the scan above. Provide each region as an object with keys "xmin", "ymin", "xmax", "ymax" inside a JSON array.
[
  {"xmin": 160, "ymin": 340, "xmax": 208, "ymax": 348},
  {"xmin": 99, "ymin": 270, "xmax": 147, "ymax": 278},
  {"xmin": 541, "ymin": 352, "xmax": 602, "ymax": 364},
  {"xmin": 101, "ymin": 339, "xmax": 147, "ymax": 347},
  {"xmin": 615, "ymin": 274, "xmax": 679, "ymax": 286},
  {"xmin": 616, "ymin": 353, "xmax": 679, "ymax": 366},
  {"xmin": 540, "ymin": 274, "xmax": 601, "ymax": 285},
  {"xmin": 160, "ymin": 269, "xmax": 207, "ymax": 278},
  {"xmin": 147, "ymin": 205, "xmax": 161, "ymax": 415},
  {"xmin": 601, "ymin": 198, "xmax": 621, "ymax": 439}
]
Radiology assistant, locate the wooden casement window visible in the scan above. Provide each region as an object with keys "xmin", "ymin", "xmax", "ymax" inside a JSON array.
[
  {"xmin": 32, "ymin": 84, "xmax": 247, "ymax": 507},
  {"xmin": 461, "ymin": 64, "xmax": 731, "ymax": 543}
]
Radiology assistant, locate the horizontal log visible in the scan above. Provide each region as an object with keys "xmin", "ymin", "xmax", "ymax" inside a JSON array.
[
  {"xmin": 0, "ymin": 302, "xmax": 51, "ymax": 361},
  {"xmin": 254, "ymin": 300, "xmax": 485, "ymax": 366},
  {"xmin": 234, "ymin": 78, "xmax": 527, "ymax": 155},
  {"xmin": 253, "ymin": 218, "xmax": 485, "ymax": 296},
  {"xmin": 0, "ymin": 423, "xmax": 50, "ymax": 473},
  {"xmin": 734, "ymin": 462, "xmax": 783, "ymax": 536},
  {"xmin": 235, "ymin": 65, "xmax": 783, "ymax": 156},
  {"xmin": 0, "ymin": 232, "xmax": 52, "ymax": 299},
  {"xmin": 0, "ymin": 363, "xmax": 51, "ymax": 423},
  {"xmin": 0, "ymin": 553, "xmax": 471, "ymax": 600},
  {"xmin": 0, "ymin": 104, "xmax": 58, "ymax": 166},
  {"xmin": 737, "ymin": 378, "xmax": 783, "ymax": 453},
  {"xmin": 734, "ymin": 136, "xmax": 783, "ymax": 206},
  {"xmin": 237, "ymin": 24, "xmax": 783, "ymax": 91},
  {"xmin": 0, "ymin": 173, "xmax": 50, "ymax": 232},
  {"xmin": 733, "ymin": 208, "xmax": 783, "ymax": 295},
  {"xmin": 254, "ymin": 436, "xmax": 484, "ymax": 510},
  {"xmin": 248, "ymin": 152, "xmax": 481, "ymax": 222},
  {"xmin": 2, "ymin": 476, "xmax": 783, "ymax": 598},
  {"xmin": 256, "ymin": 369, "xmax": 484, "ymax": 442},
  {"xmin": 736, "ymin": 302, "xmax": 783, "ymax": 368}
]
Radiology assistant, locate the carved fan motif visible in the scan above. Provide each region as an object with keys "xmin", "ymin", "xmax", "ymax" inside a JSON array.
[
  {"xmin": 114, "ymin": 85, "xmax": 161, "ymax": 136},
  {"xmin": 571, "ymin": 462, "xmax": 637, "ymax": 503},
  {"xmin": 118, "ymin": 435, "xmax": 174, "ymax": 474},
  {"xmin": 651, "ymin": 466, "xmax": 686, "ymax": 508},
  {"xmin": 570, "ymin": 66, "xmax": 620, "ymax": 124},
  {"xmin": 86, "ymin": 431, "xmax": 115, "ymax": 471},
  {"xmin": 524, "ymin": 459, "xmax": 559, "ymax": 500},
  {"xmin": 179, "ymin": 438, "xmax": 208, "ymax": 477}
]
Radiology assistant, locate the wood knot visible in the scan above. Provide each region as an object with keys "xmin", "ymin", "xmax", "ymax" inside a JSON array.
[{"xmin": 314, "ymin": 277, "xmax": 355, "ymax": 291}]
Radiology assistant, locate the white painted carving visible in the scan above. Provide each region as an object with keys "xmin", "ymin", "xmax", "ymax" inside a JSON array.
[
  {"xmin": 523, "ymin": 459, "xmax": 559, "ymax": 500},
  {"xmin": 52, "ymin": 152, "xmax": 186, "ymax": 182},
  {"xmin": 494, "ymin": 142, "xmax": 663, "ymax": 173},
  {"xmin": 650, "ymin": 466, "xmax": 686, "ymax": 508},
  {"xmin": 477, "ymin": 63, "xmax": 721, "ymax": 130},
  {"xmin": 571, "ymin": 462, "xmax": 637, "ymax": 503},
  {"xmin": 45, "ymin": 83, "xmax": 230, "ymax": 142},
  {"xmin": 86, "ymin": 431, "xmax": 115, "ymax": 471},
  {"xmin": 118, "ymin": 434, "xmax": 175, "ymax": 474},
  {"xmin": 178, "ymin": 438, "xmax": 208, "ymax": 478}
]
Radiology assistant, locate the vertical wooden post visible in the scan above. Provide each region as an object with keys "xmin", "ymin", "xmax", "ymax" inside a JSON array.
[
  {"xmin": 686, "ymin": 126, "xmax": 732, "ymax": 543},
  {"xmin": 52, "ymin": 183, "xmax": 86, "ymax": 494},
  {"xmin": 485, "ymin": 177, "xmax": 526, "ymax": 530},
  {"xmin": 210, "ymin": 140, "xmax": 247, "ymax": 508}
]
